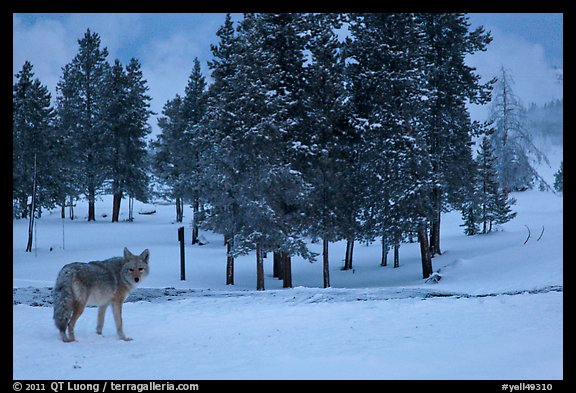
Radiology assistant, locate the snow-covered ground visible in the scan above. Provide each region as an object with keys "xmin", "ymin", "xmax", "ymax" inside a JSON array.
[{"xmin": 13, "ymin": 165, "xmax": 563, "ymax": 379}]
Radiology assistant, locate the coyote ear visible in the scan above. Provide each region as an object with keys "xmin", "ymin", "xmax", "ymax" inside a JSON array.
[
  {"xmin": 140, "ymin": 249, "xmax": 150, "ymax": 264},
  {"xmin": 124, "ymin": 247, "xmax": 134, "ymax": 259}
]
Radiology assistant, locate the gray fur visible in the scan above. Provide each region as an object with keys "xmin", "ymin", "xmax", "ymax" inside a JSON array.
[{"xmin": 52, "ymin": 247, "xmax": 150, "ymax": 342}]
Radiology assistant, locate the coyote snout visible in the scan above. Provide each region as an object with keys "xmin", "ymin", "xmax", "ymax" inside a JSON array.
[{"xmin": 52, "ymin": 247, "xmax": 150, "ymax": 342}]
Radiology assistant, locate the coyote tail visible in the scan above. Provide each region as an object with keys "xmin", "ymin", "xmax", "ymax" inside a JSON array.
[{"xmin": 52, "ymin": 273, "xmax": 73, "ymax": 336}]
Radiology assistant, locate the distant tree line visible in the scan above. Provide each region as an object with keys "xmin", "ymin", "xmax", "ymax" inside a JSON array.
[
  {"xmin": 14, "ymin": 30, "xmax": 152, "ymax": 226},
  {"xmin": 14, "ymin": 14, "xmax": 533, "ymax": 289}
]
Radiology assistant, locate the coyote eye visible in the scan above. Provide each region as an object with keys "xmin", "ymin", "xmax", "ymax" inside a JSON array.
[
  {"xmin": 129, "ymin": 268, "xmax": 134, "ymax": 272},
  {"xmin": 138, "ymin": 268, "xmax": 144, "ymax": 271}
]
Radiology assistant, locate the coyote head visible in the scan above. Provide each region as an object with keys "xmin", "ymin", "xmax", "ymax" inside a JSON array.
[{"xmin": 122, "ymin": 247, "xmax": 150, "ymax": 285}]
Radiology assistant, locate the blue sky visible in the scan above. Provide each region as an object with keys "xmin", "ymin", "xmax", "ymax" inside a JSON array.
[
  {"xmin": 468, "ymin": 13, "xmax": 563, "ymax": 66},
  {"xmin": 13, "ymin": 13, "xmax": 563, "ymax": 135}
]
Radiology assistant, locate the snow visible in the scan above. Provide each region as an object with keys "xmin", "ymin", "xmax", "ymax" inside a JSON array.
[
  {"xmin": 13, "ymin": 291, "xmax": 562, "ymax": 380},
  {"xmin": 13, "ymin": 155, "xmax": 563, "ymax": 379}
]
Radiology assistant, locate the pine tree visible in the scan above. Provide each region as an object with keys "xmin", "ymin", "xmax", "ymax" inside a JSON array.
[
  {"xmin": 301, "ymin": 13, "xmax": 348, "ymax": 288},
  {"xmin": 182, "ymin": 58, "xmax": 207, "ymax": 244},
  {"xmin": 202, "ymin": 13, "xmax": 314, "ymax": 290},
  {"xmin": 225, "ymin": 13, "xmax": 275, "ymax": 290},
  {"xmin": 345, "ymin": 13, "xmax": 435, "ymax": 276},
  {"xmin": 56, "ymin": 29, "xmax": 110, "ymax": 221},
  {"xmin": 123, "ymin": 59, "xmax": 153, "ymax": 206},
  {"xmin": 554, "ymin": 161, "xmax": 563, "ymax": 193},
  {"xmin": 460, "ymin": 204, "xmax": 480, "ymax": 236},
  {"xmin": 201, "ymin": 13, "xmax": 240, "ymax": 285},
  {"xmin": 13, "ymin": 61, "xmax": 60, "ymax": 219},
  {"xmin": 240, "ymin": 13, "xmax": 314, "ymax": 288},
  {"xmin": 103, "ymin": 58, "xmax": 153, "ymax": 222},
  {"xmin": 151, "ymin": 95, "xmax": 188, "ymax": 222},
  {"xmin": 102, "ymin": 59, "xmax": 129, "ymax": 222},
  {"xmin": 489, "ymin": 67, "xmax": 549, "ymax": 194},
  {"xmin": 475, "ymin": 136, "xmax": 499, "ymax": 233},
  {"xmin": 197, "ymin": 13, "xmax": 500, "ymax": 284},
  {"xmin": 340, "ymin": 13, "xmax": 379, "ymax": 270},
  {"xmin": 493, "ymin": 191, "xmax": 517, "ymax": 227},
  {"xmin": 54, "ymin": 67, "xmax": 84, "ymax": 219},
  {"xmin": 152, "ymin": 59, "xmax": 206, "ymax": 228},
  {"xmin": 416, "ymin": 13, "xmax": 494, "ymax": 256},
  {"xmin": 13, "ymin": 61, "xmax": 63, "ymax": 251},
  {"xmin": 470, "ymin": 136, "xmax": 517, "ymax": 234}
]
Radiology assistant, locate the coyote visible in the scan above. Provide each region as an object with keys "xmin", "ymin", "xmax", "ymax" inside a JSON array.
[{"xmin": 52, "ymin": 247, "xmax": 150, "ymax": 342}]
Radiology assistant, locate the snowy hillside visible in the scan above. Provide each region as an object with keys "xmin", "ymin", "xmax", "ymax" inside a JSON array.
[{"xmin": 13, "ymin": 177, "xmax": 562, "ymax": 379}]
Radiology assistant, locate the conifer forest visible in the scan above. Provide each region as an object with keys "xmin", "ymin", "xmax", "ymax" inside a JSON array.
[{"xmin": 14, "ymin": 13, "xmax": 558, "ymax": 288}]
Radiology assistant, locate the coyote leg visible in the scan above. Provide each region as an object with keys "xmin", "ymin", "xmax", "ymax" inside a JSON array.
[
  {"xmin": 96, "ymin": 304, "xmax": 108, "ymax": 335},
  {"xmin": 111, "ymin": 301, "xmax": 132, "ymax": 341},
  {"xmin": 66, "ymin": 301, "xmax": 86, "ymax": 342}
]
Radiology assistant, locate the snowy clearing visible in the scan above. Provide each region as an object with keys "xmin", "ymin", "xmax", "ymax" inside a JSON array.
[
  {"xmin": 14, "ymin": 290, "xmax": 562, "ymax": 380},
  {"xmin": 13, "ymin": 188, "xmax": 563, "ymax": 380}
]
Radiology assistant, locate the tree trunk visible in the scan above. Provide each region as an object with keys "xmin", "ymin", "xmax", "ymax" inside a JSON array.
[
  {"xmin": 69, "ymin": 195, "xmax": 75, "ymax": 221},
  {"xmin": 191, "ymin": 196, "xmax": 199, "ymax": 244},
  {"xmin": 482, "ymin": 201, "xmax": 488, "ymax": 234},
  {"xmin": 323, "ymin": 238, "xmax": 330, "ymax": 288},
  {"xmin": 26, "ymin": 204, "xmax": 35, "ymax": 253},
  {"xmin": 381, "ymin": 235, "xmax": 388, "ymax": 267},
  {"xmin": 175, "ymin": 197, "xmax": 183, "ymax": 223},
  {"xmin": 256, "ymin": 244, "xmax": 265, "ymax": 291},
  {"xmin": 344, "ymin": 239, "xmax": 351, "ymax": 270},
  {"xmin": 112, "ymin": 191, "xmax": 122, "ymax": 222},
  {"xmin": 282, "ymin": 252, "xmax": 292, "ymax": 288},
  {"xmin": 128, "ymin": 196, "xmax": 134, "ymax": 222},
  {"xmin": 88, "ymin": 186, "xmax": 96, "ymax": 221},
  {"xmin": 393, "ymin": 240, "xmax": 400, "ymax": 268},
  {"xmin": 26, "ymin": 154, "xmax": 37, "ymax": 252},
  {"xmin": 226, "ymin": 237, "xmax": 234, "ymax": 285},
  {"xmin": 348, "ymin": 239, "xmax": 354, "ymax": 269},
  {"xmin": 344, "ymin": 238, "xmax": 355, "ymax": 270},
  {"xmin": 26, "ymin": 212, "xmax": 34, "ymax": 252},
  {"xmin": 430, "ymin": 193, "xmax": 441, "ymax": 256},
  {"xmin": 61, "ymin": 201, "xmax": 66, "ymax": 219},
  {"xmin": 273, "ymin": 250, "xmax": 283, "ymax": 279},
  {"xmin": 418, "ymin": 225, "xmax": 433, "ymax": 279}
]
